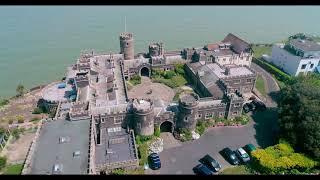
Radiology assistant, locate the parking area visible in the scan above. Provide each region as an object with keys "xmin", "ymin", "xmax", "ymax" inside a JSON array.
[{"xmin": 145, "ymin": 120, "xmax": 257, "ymax": 175}]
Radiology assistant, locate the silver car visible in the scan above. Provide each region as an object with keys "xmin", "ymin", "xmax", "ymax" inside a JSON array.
[{"xmin": 235, "ymin": 147, "xmax": 250, "ymax": 163}]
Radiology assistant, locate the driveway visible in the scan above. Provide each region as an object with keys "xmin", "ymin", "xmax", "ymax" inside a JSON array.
[{"xmin": 250, "ymin": 62, "xmax": 280, "ymax": 107}]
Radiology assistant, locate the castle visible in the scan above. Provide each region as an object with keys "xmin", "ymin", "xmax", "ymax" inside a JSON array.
[{"xmin": 26, "ymin": 32, "xmax": 256, "ymax": 174}]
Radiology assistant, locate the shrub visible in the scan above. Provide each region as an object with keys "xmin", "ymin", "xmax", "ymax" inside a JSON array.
[
  {"xmin": 0, "ymin": 99, "xmax": 9, "ymax": 107},
  {"xmin": 135, "ymin": 135, "xmax": 154, "ymax": 145},
  {"xmin": 251, "ymin": 143, "xmax": 318, "ymax": 174},
  {"xmin": 154, "ymin": 125, "xmax": 160, "ymax": 137},
  {"xmin": 130, "ymin": 75, "xmax": 141, "ymax": 85},
  {"xmin": 164, "ymin": 70, "xmax": 176, "ymax": 79},
  {"xmin": 138, "ymin": 143, "xmax": 148, "ymax": 166},
  {"xmin": 110, "ymin": 168, "xmax": 125, "ymax": 175},
  {"xmin": 16, "ymin": 115, "xmax": 24, "ymax": 124},
  {"xmin": 179, "ymin": 128, "xmax": 192, "ymax": 142},
  {"xmin": 195, "ymin": 121, "xmax": 206, "ymax": 135},
  {"xmin": 30, "ymin": 117, "xmax": 40, "ymax": 122},
  {"xmin": 8, "ymin": 119, "xmax": 13, "ymax": 124},
  {"xmin": 174, "ymin": 63, "xmax": 185, "ymax": 76},
  {"xmin": 32, "ymin": 107, "xmax": 43, "ymax": 114},
  {"xmin": 11, "ymin": 128, "xmax": 25, "ymax": 140},
  {"xmin": 0, "ymin": 156, "xmax": 7, "ymax": 170},
  {"xmin": 171, "ymin": 75, "xmax": 187, "ymax": 87}
]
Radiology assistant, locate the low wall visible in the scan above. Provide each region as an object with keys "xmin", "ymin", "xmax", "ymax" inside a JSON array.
[{"xmin": 21, "ymin": 119, "xmax": 44, "ymax": 174}]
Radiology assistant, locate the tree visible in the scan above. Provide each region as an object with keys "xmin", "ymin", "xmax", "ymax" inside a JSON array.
[
  {"xmin": 164, "ymin": 70, "xmax": 176, "ymax": 79},
  {"xmin": 278, "ymin": 74, "xmax": 320, "ymax": 160},
  {"xmin": 16, "ymin": 84, "xmax": 25, "ymax": 97}
]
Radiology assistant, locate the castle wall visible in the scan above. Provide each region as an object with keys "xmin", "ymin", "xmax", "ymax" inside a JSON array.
[
  {"xmin": 226, "ymin": 94, "xmax": 244, "ymax": 119},
  {"xmin": 176, "ymin": 93, "xmax": 199, "ymax": 131},
  {"xmin": 221, "ymin": 74, "xmax": 256, "ymax": 94}
]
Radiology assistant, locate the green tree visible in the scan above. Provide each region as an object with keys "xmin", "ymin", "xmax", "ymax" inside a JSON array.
[
  {"xmin": 174, "ymin": 63, "xmax": 185, "ymax": 75},
  {"xmin": 16, "ymin": 84, "xmax": 25, "ymax": 97},
  {"xmin": 278, "ymin": 74, "xmax": 320, "ymax": 160}
]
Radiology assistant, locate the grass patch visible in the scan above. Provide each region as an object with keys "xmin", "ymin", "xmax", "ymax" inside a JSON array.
[
  {"xmin": 3, "ymin": 164, "xmax": 23, "ymax": 175},
  {"xmin": 0, "ymin": 98, "xmax": 9, "ymax": 108},
  {"xmin": 129, "ymin": 75, "xmax": 141, "ymax": 86},
  {"xmin": 220, "ymin": 165, "xmax": 251, "ymax": 175},
  {"xmin": 255, "ymin": 75, "xmax": 267, "ymax": 97},
  {"xmin": 252, "ymin": 44, "xmax": 272, "ymax": 59}
]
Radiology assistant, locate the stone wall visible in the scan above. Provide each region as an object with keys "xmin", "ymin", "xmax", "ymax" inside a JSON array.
[{"xmin": 21, "ymin": 119, "xmax": 44, "ymax": 174}]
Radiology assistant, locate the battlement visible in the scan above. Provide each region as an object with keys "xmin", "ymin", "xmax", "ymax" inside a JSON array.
[
  {"xmin": 179, "ymin": 92, "xmax": 199, "ymax": 107},
  {"xmin": 132, "ymin": 99, "xmax": 154, "ymax": 114},
  {"xmin": 120, "ymin": 32, "xmax": 133, "ymax": 40}
]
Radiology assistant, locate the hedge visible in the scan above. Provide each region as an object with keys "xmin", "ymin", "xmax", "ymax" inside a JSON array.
[{"xmin": 253, "ymin": 58, "xmax": 292, "ymax": 84}]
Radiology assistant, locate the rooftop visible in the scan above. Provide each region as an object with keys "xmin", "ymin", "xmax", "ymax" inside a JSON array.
[
  {"xmin": 289, "ymin": 39, "xmax": 320, "ymax": 52},
  {"xmin": 30, "ymin": 119, "xmax": 90, "ymax": 174},
  {"xmin": 95, "ymin": 128, "xmax": 137, "ymax": 166}
]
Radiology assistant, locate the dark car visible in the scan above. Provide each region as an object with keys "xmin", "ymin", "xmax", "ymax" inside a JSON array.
[
  {"xmin": 193, "ymin": 164, "xmax": 214, "ymax": 175},
  {"xmin": 252, "ymin": 99, "xmax": 266, "ymax": 111},
  {"xmin": 243, "ymin": 103, "xmax": 250, "ymax": 113},
  {"xmin": 244, "ymin": 144, "xmax": 257, "ymax": 155},
  {"xmin": 235, "ymin": 148, "xmax": 251, "ymax": 164},
  {"xmin": 248, "ymin": 102, "xmax": 256, "ymax": 111},
  {"xmin": 221, "ymin": 147, "xmax": 240, "ymax": 165},
  {"xmin": 148, "ymin": 153, "xmax": 161, "ymax": 170},
  {"xmin": 201, "ymin": 154, "xmax": 222, "ymax": 172}
]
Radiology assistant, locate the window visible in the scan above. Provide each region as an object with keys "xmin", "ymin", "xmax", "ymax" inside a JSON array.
[
  {"xmin": 101, "ymin": 118, "xmax": 105, "ymax": 123},
  {"xmin": 234, "ymin": 79, "xmax": 240, "ymax": 84},
  {"xmin": 205, "ymin": 113, "xmax": 212, "ymax": 119},
  {"xmin": 246, "ymin": 79, "xmax": 252, "ymax": 83},
  {"xmin": 107, "ymin": 127, "xmax": 121, "ymax": 133},
  {"xmin": 234, "ymin": 103, "xmax": 240, "ymax": 107},
  {"xmin": 114, "ymin": 116, "xmax": 123, "ymax": 125},
  {"xmin": 184, "ymin": 116, "xmax": 189, "ymax": 122},
  {"xmin": 301, "ymin": 64, "xmax": 307, "ymax": 69},
  {"xmin": 310, "ymin": 64, "xmax": 314, "ymax": 68},
  {"xmin": 198, "ymin": 114, "xmax": 202, "ymax": 118}
]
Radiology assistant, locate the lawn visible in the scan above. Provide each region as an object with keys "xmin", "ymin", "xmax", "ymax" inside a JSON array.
[
  {"xmin": 252, "ymin": 45, "xmax": 272, "ymax": 59},
  {"xmin": 255, "ymin": 75, "xmax": 267, "ymax": 97},
  {"xmin": 220, "ymin": 165, "xmax": 251, "ymax": 175},
  {"xmin": 3, "ymin": 164, "xmax": 23, "ymax": 175}
]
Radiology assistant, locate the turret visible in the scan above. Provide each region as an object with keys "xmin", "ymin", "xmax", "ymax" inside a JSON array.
[
  {"xmin": 120, "ymin": 32, "xmax": 134, "ymax": 60},
  {"xmin": 176, "ymin": 92, "xmax": 199, "ymax": 131},
  {"xmin": 132, "ymin": 99, "xmax": 154, "ymax": 136}
]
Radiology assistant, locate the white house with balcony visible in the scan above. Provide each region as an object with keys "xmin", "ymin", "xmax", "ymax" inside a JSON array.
[{"xmin": 268, "ymin": 39, "xmax": 320, "ymax": 76}]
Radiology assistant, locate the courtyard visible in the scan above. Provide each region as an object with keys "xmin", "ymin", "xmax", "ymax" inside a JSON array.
[{"xmin": 128, "ymin": 77, "xmax": 175, "ymax": 103}]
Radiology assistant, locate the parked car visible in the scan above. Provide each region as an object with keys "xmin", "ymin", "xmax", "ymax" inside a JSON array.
[
  {"xmin": 221, "ymin": 147, "xmax": 240, "ymax": 165},
  {"xmin": 243, "ymin": 103, "xmax": 250, "ymax": 113},
  {"xmin": 252, "ymin": 99, "xmax": 266, "ymax": 111},
  {"xmin": 148, "ymin": 153, "xmax": 161, "ymax": 170},
  {"xmin": 235, "ymin": 148, "xmax": 251, "ymax": 164},
  {"xmin": 244, "ymin": 144, "xmax": 257, "ymax": 154},
  {"xmin": 201, "ymin": 154, "xmax": 222, "ymax": 172},
  {"xmin": 193, "ymin": 164, "xmax": 214, "ymax": 175}
]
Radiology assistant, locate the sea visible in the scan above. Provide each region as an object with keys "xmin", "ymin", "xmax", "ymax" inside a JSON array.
[{"xmin": 1, "ymin": 6, "xmax": 320, "ymax": 98}]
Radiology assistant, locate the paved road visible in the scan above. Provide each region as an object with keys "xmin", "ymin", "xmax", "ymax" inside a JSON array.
[
  {"xmin": 147, "ymin": 120, "xmax": 259, "ymax": 175},
  {"xmin": 250, "ymin": 62, "xmax": 280, "ymax": 107}
]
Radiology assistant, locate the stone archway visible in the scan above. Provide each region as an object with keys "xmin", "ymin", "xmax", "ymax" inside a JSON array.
[
  {"xmin": 160, "ymin": 121, "xmax": 173, "ymax": 133},
  {"xmin": 140, "ymin": 66, "xmax": 150, "ymax": 77}
]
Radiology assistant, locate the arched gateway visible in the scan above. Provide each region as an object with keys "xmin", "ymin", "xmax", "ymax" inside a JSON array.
[
  {"xmin": 160, "ymin": 121, "xmax": 173, "ymax": 133},
  {"xmin": 140, "ymin": 66, "xmax": 150, "ymax": 77}
]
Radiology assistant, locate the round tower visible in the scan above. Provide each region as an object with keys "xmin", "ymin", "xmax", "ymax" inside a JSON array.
[
  {"xmin": 120, "ymin": 32, "xmax": 134, "ymax": 60},
  {"xmin": 132, "ymin": 99, "xmax": 154, "ymax": 136},
  {"xmin": 177, "ymin": 92, "xmax": 199, "ymax": 131}
]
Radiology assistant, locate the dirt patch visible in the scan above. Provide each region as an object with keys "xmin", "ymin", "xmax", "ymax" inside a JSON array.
[
  {"xmin": 0, "ymin": 88, "xmax": 47, "ymax": 128},
  {"xmin": 1, "ymin": 132, "xmax": 36, "ymax": 163},
  {"xmin": 128, "ymin": 77, "xmax": 175, "ymax": 103}
]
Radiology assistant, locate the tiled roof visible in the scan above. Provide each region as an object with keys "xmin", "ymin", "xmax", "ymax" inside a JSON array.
[{"xmin": 222, "ymin": 33, "xmax": 250, "ymax": 54}]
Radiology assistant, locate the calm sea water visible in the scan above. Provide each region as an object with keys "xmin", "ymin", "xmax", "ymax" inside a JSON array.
[{"xmin": 0, "ymin": 6, "xmax": 320, "ymax": 98}]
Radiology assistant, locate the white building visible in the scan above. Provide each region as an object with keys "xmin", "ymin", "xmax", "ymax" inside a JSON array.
[{"xmin": 269, "ymin": 39, "xmax": 320, "ymax": 76}]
